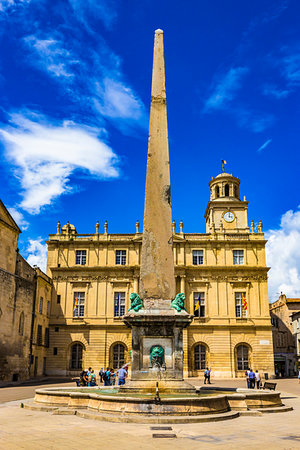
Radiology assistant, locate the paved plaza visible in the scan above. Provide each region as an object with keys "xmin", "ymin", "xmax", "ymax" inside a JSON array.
[{"xmin": 1, "ymin": 378, "xmax": 300, "ymax": 449}]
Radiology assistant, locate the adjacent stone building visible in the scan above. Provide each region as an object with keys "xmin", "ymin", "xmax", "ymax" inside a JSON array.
[
  {"xmin": 0, "ymin": 200, "xmax": 53, "ymax": 382},
  {"xmin": 46, "ymin": 172, "xmax": 275, "ymax": 379},
  {"xmin": 290, "ymin": 310, "xmax": 300, "ymax": 372},
  {"xmin": 270, "ymin": 294, "xmax": 300, "ymax": 376}
]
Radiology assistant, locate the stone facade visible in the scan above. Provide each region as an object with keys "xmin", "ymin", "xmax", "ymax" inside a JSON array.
[
  {"xmin": 290, "ymin": 311, "xmax": 300, "ymax": 371},
  {"xmin": 46, "ymin": 172, "xmax": 275, "ymax": 379},
  {"xmin": 0, "ymin": 200, "xmax": 53, "ymax": 382},
  {"xmin": 270, "ymin": 294, "xmax": 300, "ymax": 376}
]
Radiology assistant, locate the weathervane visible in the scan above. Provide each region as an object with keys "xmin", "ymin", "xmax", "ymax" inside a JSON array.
[{"xmin": 221, "ymin": 160, "xmax": 227, "ymax": 173}]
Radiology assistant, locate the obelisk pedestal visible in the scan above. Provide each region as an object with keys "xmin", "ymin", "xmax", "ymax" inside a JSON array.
[{"xmin": 122, "ymin": 30, "xmax": 194, "ymax": 393}]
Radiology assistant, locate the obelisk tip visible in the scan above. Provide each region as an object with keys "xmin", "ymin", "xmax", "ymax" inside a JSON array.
[{"xmin": 155, "ymin": 29, "xmax": 163, "ymax": 34}]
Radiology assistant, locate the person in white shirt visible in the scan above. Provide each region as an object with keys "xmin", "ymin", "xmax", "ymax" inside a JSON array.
[{"xmin": 255, "ymin": 370, "xmax": 261, "ymax": 389}]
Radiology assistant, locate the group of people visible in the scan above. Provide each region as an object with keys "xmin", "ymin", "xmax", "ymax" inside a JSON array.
[
  {"xmin": 99, "ymin": 366, "xmax": 128, "ymax": 386},
  {"xmin": 78, "ymin": 368, "xmax": 97, "ymax": 386},
  {"xmin": 77, "ymin": 365, "xmax": 128, "ymax": 387},
  {"xmin": 245, "ymin": 369, "xmax": 261, "ymax": 389}
]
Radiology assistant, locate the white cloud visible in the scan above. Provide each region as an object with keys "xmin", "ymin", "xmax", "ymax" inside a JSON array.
[
  {"xmin": 24, "ymin": 36, "xmax": 78, "ymax": 78},
  {"xmin": 69, "ymin": 0, "xmax": 117, "ymax": 29},
  {"xmin": 266, "ymin": 207, "xmax": 300, "ymax": 301},
  {"xmin": 7, "ymin": 207, "xmax": 29, "ymax": 230},
  {"xmin": 26, "ymin": 238, "xmax": 47, "ymax": 272},
  {"xmin": 257, "ymin": 138, "xmax": 272, "ymax": 152},
  {"xmin": 0, "ymin": 0, "xmax": 30, "ymax": 12},
  {"xmin": 0, "ymin": 111, "xmax": 119, "ymax": 213},
  {"xmin": 204, "ymin": 67, "xmax": 248, "ymax": 112},
  {"xmin": 237, "ymin": 109, "xmax": 275, "ymax": 133},
  {"xmin": 263, "ymin": 84, "xmax": 290, "ymax": 99},
  {"xmin": 282, "ymin": 51, "xmax": 300, "ymax": 85},
  {"xmin": 23, "ymin": 35, "xmax": 146, "ymax": 129},
  {"xmin": 94, "ymin": 78, "xmax": 145, "ymax": 121}
]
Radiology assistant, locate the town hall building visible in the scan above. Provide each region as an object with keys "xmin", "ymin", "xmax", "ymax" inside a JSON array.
[{"xmin": 46, "ymin": 171, "xmax": 274, "ymax": 379}]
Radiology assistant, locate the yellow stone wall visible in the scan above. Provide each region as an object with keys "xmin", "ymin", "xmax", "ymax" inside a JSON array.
[{"xmin": 31, "ymin": 269, "xmax": 53, "ymax": 377}]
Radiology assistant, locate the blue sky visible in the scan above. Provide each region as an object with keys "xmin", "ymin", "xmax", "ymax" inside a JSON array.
[{"xmin": 0, "ymin": 0, "xmax": 300, "ymax": 300}]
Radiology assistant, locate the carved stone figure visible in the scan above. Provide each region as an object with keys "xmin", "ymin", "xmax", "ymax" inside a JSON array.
[
  {"xmin": 171, "ymin": 293, "xmax": 186, "ymax": 312},
  {"xmin": 128, "ymin": 293, "xmax": 143, "ymax": 312},
  {"xmin": 150, "ymin": 345, "xmax": 165, "ymax": 367}
]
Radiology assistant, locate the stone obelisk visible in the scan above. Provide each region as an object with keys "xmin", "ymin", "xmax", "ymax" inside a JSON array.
[
  {"xmin": 139, "ymin": 28, "xmax": 175, "ymax": 302},
  {"xmin": 123, "ymin": 30, "xmax": 193, "ymax": 393}
]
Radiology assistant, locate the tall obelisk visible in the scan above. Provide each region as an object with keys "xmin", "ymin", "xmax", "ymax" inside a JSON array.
[
  {"xmin": 123, "ymin": 30, "xmax": 193, "ymax": 393},
  {"xmin": 140, "ymin": 29, "xmax": 175, "ymax": 301}
]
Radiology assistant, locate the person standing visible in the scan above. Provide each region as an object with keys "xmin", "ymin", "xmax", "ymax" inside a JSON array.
[
  {"xmin": 298, "ymin": 368, "xmax": 300, "ymax": 384},
  {"xmin": 103, "ymin": 367, "xmax": 111, "ymax": 387},
  {"xmin": 99, "ymin": 368, "xmax": 104, "ymax": 383},
  {"xmin": 117, "ymin": 366, "xmax": 127, "ymax": 386},
  {"xmin": 255, "ymin": 370, "xmax": 261, "ymax": 389},
  {"xmin": 110, "ymin": 368, "xmax": 116, "ymax": 386},
  {"xmin": 245, "ymin": 368, "xmax": 250, "ymax": 388},
  {"xmin": 249, "ymin": 369, "xmax": 255, "ymax": 388},
  {"xmin": 204, "ymin": 367, "xmax": 211, "ymax": 384}
]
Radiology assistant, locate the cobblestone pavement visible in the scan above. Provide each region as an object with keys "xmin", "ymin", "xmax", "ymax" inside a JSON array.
[{"xmin": 0, "ymin": 378, "xmax": 299, "ymax": 449}]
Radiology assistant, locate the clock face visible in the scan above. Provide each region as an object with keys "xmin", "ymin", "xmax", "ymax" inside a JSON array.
[{"xmin": 224, "ymin": 211, "xmax": 235, "ymax": 223}]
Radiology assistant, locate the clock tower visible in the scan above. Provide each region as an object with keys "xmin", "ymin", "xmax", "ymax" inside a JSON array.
[{"xmin": 204, "ymin": 172, "xmax": 249, "ymax": 233}]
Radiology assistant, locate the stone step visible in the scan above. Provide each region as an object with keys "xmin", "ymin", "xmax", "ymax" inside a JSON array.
[
  {"xmin": 75, "ymin": 409, "xmax": 240, "ymax": 424},
  {"xmin": 24, "ymin": 403, "xmax": 58, "ymax": 413},
  {"xmin": 257, "ymin": 405, "xmax": 293, "ymax": 414}
]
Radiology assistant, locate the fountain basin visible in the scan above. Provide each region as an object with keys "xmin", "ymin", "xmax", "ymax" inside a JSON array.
[{"xmin": 33, "ymin": 386, "xmax": 284, "ymax": 419}]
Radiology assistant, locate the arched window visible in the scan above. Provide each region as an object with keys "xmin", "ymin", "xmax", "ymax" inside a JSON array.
[
  {"xmin": 236, "ymin": 344, "xmax": 249, "ymax": 370},
  {"xmin": 215, "ymin": 186, "xmax": 220, "ymax": 198},
  {"xmin": 225, "ymin": 184, "xmax": 229, "ymax": 196},
  {"xmin": 19, "ymin": 312, "xmax": 24, "ymax": 335},
  {"xmin": 234, "ymin": 185, "xmax": 238, "ymax": 198},
  {"xmin": 71, "ymin": 343, "xmax": 83, "ymax": 369},
  {"xmin": 113, "ymin": 343, "xmax": 125, "ymax": 369},
  {"xmin": 194, "ymin": 344, "xmax": 206, "ymax": 370}
]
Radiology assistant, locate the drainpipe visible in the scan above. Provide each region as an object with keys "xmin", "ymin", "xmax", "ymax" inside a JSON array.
[{"xmin": 29, "ymin": 270, "xmax": 37, "ymax": 378}]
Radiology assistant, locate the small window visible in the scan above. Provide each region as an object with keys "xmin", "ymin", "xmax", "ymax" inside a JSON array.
[
  {"xmin": 39, "ymin": 297, "xmax": 43, "ymax": 314},
  {"xmin": 114, "ymin": 292, "xmax": 126, "ymax": 317},
  {"xmin": 235, "ymin": 292, "xmax": 247, "ymax": 318},
  {"xmin": 76, "ymin": 250, "xmax": 86, "ymax": 265},
  {"xmin": 19, "ymin": 312, "xmax": 24, "ymax": 336},
  {"xmin": 37, "ymin": 325, "xmax": 43, "ymax": 345},
  {"xmin": 57, "ymin": 294, "xmax": 61, "ymax": 304},
  {"xmin": 237, "ymin": 345, "xmax": 249, "ymax": 370},
  {"xmin": 115, "ymin": 250, "xmax": 126, "ymax": 265},
  {"xmin": 46, "ymin": 301, "xmax": 50, "ymax": 317},
  {"xmin": 55, "ymin": 327, "xmax": 59, "ymax": 332},
  {"xmin": 225, "ymin": 184, "xmax": 229, "ymax": 196},
  {"xmin": 113, "ymin": 343, "xmax": 125, "ymax": 369},
  {"xmin": 194, "ymin": 292, "xmax": 205, "ymax": 317},
  {"xmin": 233, "ymin": 250, "xmax": 244, "ymax": 265},
  {"xmin": 192, "ymin": 250, "xmax": 203, "ymax": 265},
  {"xmin": 194, "ymin": 344, "xmax": 206, "ymax": 370},
  {"xmin": 215, "ymin": 186, "xmax": 220, "ymax": 198},
  {"xmin": 53, "ymin": 347, "xmax": 58, "ymax": 355},
  {"xmin": 71, "ymin": 343, "xmax": 83, "ymax": 369},
  {"xmin": 73, "ymin": 292, "xmax": 85, "ymax": 317},
  {"xmin": 44, "ymin": 328, "xmax": 49, "ymax": 347}
]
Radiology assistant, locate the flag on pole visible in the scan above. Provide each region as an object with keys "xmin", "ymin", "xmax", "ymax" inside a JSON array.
[
  {"xmin": 242, "ymin": 293, "xmax": 247, "ymax": 311},
  {"xmin": 194, "ymin": 293, "xmax": 201, "ymax": 312},
  {"xmin": 74, "ymin": 294, "xmax": 79, "ymax": 311},
  {"xmin": 221, "ymin": 160, "xmax": 227, "ymax": 173}
]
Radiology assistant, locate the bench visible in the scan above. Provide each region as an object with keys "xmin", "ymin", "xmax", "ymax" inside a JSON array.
[{"xmin": 263, "ymin": 382, "xmax": 277, "ymax": 390}]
